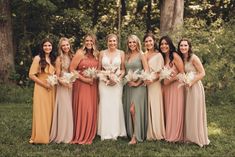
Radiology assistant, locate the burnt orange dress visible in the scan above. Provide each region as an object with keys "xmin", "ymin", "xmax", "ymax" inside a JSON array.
[{"xmin": 71, "ymin": 55, "xmax": 98, "ymax": 144}]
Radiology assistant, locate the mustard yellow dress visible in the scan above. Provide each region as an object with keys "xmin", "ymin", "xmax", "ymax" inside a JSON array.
[{"xmin": 29, "ymin": 56, "xmax": 56, "ymax": 144}]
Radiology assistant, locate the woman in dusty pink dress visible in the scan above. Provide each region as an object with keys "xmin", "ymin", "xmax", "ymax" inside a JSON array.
[
  {"xmin": 70, "ymin": 34, "xmax": 99, "ymax": 144},
  {"xmin": 50, "ymin": 37, "xmax": 74, "ymax": 143},
  {"xmin": 159, "ymin": 36, "xmax": 184, "ymax": 142},
  {"xmin": 178, "ymin": 38, "xmax": 210, "ymax": 147}
]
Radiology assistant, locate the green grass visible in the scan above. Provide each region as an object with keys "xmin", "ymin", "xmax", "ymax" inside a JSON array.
[{"xmin": 0, "ymin": 102, "xmax": 234, "ymax": 157}]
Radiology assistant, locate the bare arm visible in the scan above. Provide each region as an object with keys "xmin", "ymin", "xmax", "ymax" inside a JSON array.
[
  {"xmin": 163, "ymin": 52, "xmax": 184, "ymax": 85},
  {"xmin": 189, "ymin": 55, "xmax": 205, "ymax": 86}
]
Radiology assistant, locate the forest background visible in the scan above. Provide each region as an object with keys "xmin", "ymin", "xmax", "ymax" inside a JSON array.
[{"xmin": 0, "ymin": 0, "xmax": 235, "ymax": 156}]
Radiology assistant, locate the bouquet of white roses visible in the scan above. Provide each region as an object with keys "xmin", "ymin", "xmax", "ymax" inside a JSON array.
[
  {"xmin": 61, "ymin": 71, "xmax": 79, "ymax": 84},
  {"xmin": 159, "ymin": 67, "xmax": 173, "ymax": 80},
  {"xmin": 125, "ymin": 69, "xmax": 140, "ymax": 82},
  {"xmin": 177, "ymin": 71, "xmax": 195, "ymax": 87},
  {"xmin": 46, "ymin": 74, "xmax": 58, "ymax": 86},
  {"xmin": 83, "ymin": 67, "xmax": 97, "ymax": 78}
]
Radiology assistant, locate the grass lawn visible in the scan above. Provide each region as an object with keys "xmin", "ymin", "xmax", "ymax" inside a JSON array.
[{"xmin": 0, "ymin": 102, "xmax": 234, "ymax": 157}]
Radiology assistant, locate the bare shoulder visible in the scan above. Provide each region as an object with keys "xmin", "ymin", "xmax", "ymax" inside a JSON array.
[{"xmin": 191, "ymin": 54, "xmax": 202, "ymax": 64}]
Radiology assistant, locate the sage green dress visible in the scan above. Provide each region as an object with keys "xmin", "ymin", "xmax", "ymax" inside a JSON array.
[{"xmin": 123, "ymin": 54, "xmax": 148, "ymax": 142}]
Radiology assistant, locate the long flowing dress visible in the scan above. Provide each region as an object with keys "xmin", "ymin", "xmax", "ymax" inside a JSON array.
[
  {"xmin": 50, "ymin": 56, "xmax": 73, "ymax": 143},
  {"xmin": 123, "ymin": 54, "xmax": 148, "ymax": 142},
  {"xmin": 147, "ymin": 53, "xmax": 166, "ymax": 140},
  {"xmin": 98, "ymin": 50, "xmax": 126, "ymax": 140},
  {"xmin": 184, "ymin": 54, "xmax": 210, "ymax": 147},
  {"xmin": 29, "ymin": 56, "xmax": 56, "ymax": 144},
  {"xmin": 163, "ymin": 62, "xmax": 184, "ymax": 142},
  {"xmin": 71, "ymin": 55, "xmax": 99, "ymax": 144}
]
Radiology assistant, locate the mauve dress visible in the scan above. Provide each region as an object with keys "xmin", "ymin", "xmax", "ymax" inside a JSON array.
[{"xmin": 163, "ymin": 63, "xmax": 184, "ymax": 142}]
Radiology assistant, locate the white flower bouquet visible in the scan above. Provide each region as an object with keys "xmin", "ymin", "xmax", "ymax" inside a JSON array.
[
  {"xmin": 159, "ymin": 67, "xmax": 173, "ymax": 80},
  {"xmin": 46, "ymin": 74, "xmax": 58, "ymax": 86},
  {"xmin": 138, "ymin": 70, "xmax": 156, "ymax": 81},
  {"xmin": 61, "ymin": 71, "xmax": 79, "ymax": 84},
  {"xmin": 83, "ymin": 67, "xmax": 97, "ymax": 78},
  {"xmin": 125, "ymin": 69, "xmax": 140, "ymax": 82},
  {"xmin": 97, "ymin": 67, "xmax": 121, "ymax": 85},
  {"xmin": 177, "ymin": 71, "xmax": 195, "ymax": 87}
]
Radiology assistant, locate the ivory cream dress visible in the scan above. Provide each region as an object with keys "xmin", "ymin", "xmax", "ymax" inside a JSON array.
[
  {"xmin": 147, "ymin": 53, "xmax": 166, "ymax": 140},
  {"xmin": 184, "ymin": 54, "xmax": 210, "ymax": 147}
]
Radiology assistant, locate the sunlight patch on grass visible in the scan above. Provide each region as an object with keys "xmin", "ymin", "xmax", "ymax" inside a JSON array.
[{"xmin": 208, "ymin": 122, "xmax": 223, "ymax": 135}]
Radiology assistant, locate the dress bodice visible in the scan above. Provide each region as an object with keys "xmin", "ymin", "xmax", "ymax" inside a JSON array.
[
  {"xmin": 77, "ymin": 55, "xmax": 99, "ymax": 72},
  {"xmin": 102, "ymin": 50, "xmax": 121, "ymax": 71},
  {"xmin": 185, "ymin": 55, "xmax": 197, "ymax": 73},
  {"xmin": 125, "ymin": 54, "xmax": 143, "ymax": 71},
  {"xmin": 61, "ymin": 55, "xmax": 71, "ymax": 73}
]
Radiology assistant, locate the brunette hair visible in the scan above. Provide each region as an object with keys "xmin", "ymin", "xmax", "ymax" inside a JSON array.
[{"xmin": 39, "ymin": 38, "xmax": 56, "ymax": 71}]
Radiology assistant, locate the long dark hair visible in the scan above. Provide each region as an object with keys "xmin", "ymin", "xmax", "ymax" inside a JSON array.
[
  {"xmin": 39, "ymin": 38, "xmax": 56, "ymax": 71},
  {"xmin": 143, "ymin": 32, "xmax": 158, "ymax": 51},
  {"xmin": 177, "ymin": 38, "xmax": 193, "ymax": 62},
  {"xmin": 159, "ymin": 36, "xmax": 183, "ymax": 67}
]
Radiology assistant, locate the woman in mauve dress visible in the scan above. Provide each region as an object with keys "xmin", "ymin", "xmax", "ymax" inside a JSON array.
[{"xmin": 159, "ymin": 36, "xmax": 185, "ymax": 142}]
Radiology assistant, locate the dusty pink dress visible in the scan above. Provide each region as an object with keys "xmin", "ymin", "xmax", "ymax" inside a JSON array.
[
  {"xmin": 71, "ymin": 55, "xmax": 99, "ymax": 144},
  {"xmin": 163, "ymin": 63, "xmax": 184, "ymax": 142},
  {"xmin": 184, "ymin": 54, "xmax": 210, "ymax": 147}
]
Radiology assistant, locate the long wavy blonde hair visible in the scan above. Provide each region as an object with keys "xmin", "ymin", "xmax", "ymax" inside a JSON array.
[
  {"xmin": 81, "ymin": 33, "xmax": 99, "ymax": 59},
  {"xmin": 126, "ymin": 35, "xmax": 143, "ymax": 55},
  {"xmin": 57, "ymin": 37, "xmax": 74, "ymax": 71}
]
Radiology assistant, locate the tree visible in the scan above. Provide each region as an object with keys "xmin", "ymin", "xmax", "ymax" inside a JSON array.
[
  {"xmin": 160, "ymin": 0, "xmax": 184, "ymax": 35},
  {"xmin": 0, "ymin": 0, "xmax": 14, "ymax": 83}
]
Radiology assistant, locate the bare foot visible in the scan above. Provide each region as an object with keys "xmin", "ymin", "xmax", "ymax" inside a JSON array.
[{"xmin": 128, "ymin": 137, "xmax": 137, "ymax": 145}]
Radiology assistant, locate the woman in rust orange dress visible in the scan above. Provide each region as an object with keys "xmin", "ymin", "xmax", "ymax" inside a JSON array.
[{"xmin": 70, "ymin": 34, "xmax": 99, "ymax": 144}]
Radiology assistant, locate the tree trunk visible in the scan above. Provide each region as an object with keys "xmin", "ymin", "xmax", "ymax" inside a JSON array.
[
  {"xmin": 146, "ymin": 0, "xmax": 152, "ymax": 32},
  {"xmin": 160, "ymin": 0, "xmax": 184, "ymax": 36},
  {"xmin": 0, "ymin": 0, "xmax": 15, "ymax": 83}
]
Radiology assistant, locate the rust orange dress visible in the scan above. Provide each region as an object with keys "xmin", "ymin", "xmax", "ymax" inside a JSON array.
[
  {"xmin": 71, "ymin": 55, "xmax": 98, "ymax": 144},
  {"xmin": 29, "ymin": 56, "xmax": 56, "ymax": 144}
]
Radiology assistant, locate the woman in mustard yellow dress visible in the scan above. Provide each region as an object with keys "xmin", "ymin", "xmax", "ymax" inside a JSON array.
[{"xmin": 29, "ymin": 38, "xmax": 56, "ymax": 144}]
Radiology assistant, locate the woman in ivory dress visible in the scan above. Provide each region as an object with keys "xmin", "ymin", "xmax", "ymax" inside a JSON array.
[
  {"xmin": 144, "ymin": 33, "xmax": 166, "ymax": 140},
  {"xmin": 123, "ymin": 35, "xmax": 148, "ymax": 144},
  {"xmin": 98, "ymin": 33, "xmax": 126, "ymax": 140},
  {"xmin": 50, "ymin": 37, "xmax": 73, "ymax": 143},
  {"xmin": 178, "ymin": 38, "xmax": 210, "ymax": 147}
]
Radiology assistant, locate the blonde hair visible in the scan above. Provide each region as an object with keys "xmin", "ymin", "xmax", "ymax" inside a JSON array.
[
  {"xmin": 58, "ymin": 37, "xmax": 73, "ymax": 59},
  {"xmin": 126, "ymin": 35, "xmax": 143, "ymax": 54},
  {"xmin": 106, "ymin": 33, "xmax": 118, "ymax": 48},
  {"xmin": 81, "ymin": 33, "xmax": 99, "ymax": 59}
]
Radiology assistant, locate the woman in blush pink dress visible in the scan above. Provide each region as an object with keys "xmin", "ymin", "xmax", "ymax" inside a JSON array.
[
  {"xmin": 159, "ymin": 36, "xmax": 185, "ymax": 142},
  {"xmin": 178, "ymin": 38, "xmax": 210, "ymax": 147},
  {"xmin": 70, "ymin": 34, "xmax": 99, "ymax": 144},
  {"xmin": 50, "ymin": 37, "xmax": 74, "ymax": 143}
]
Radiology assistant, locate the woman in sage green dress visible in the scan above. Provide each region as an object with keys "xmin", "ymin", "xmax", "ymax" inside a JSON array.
[{"xmin": 123, "ymin": 35, "xmax": 149, "ymax": 144}]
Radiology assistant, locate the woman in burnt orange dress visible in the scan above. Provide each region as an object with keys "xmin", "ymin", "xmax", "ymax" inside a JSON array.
[{"xmin": 70, "ymin": 34, "xmax": 99, "ymax": 144}]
